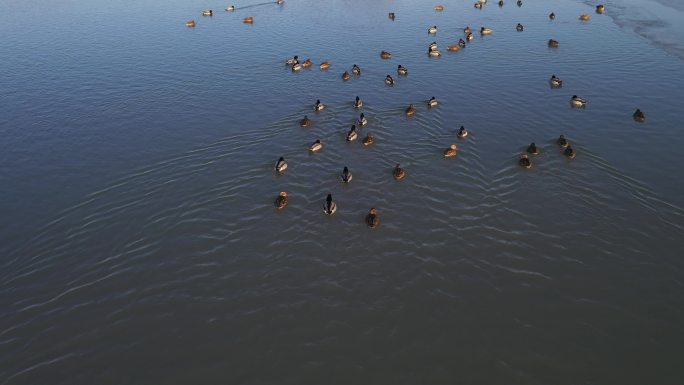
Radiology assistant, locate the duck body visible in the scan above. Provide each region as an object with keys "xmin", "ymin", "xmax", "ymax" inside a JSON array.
[
  {"xmin": 389, "ymin": 12, "xmax": 396, "ymax": 20},
  {"xmin": 342, "ymin": 71, "xmax": 351, "ymax": 81},
  {"xmin": 300, "ymin": 115, "xmax": 311, "ymax": 127},
  {"xmin": 481, "ymin": 27, "xmax": 493, "ymax": 35},
  {"xmin": 596, "ymin": 4, "xmax": 605, "ymax": 13},
  {"xmin": 319, "ymin": 60, "xmax": 330, "ymax": 70},
  {"xmin": 557, "ymin": 135, "xmax": 569, "ymax": 148},
  {"xmin": 550, "ymin": 75, "xmax": 563, "ymax": 88},
  {"xmin": 519, "ymin": 154, "xmax": 531, "ymax": 168},
  {"xmin": 276, "ymin": 0, "xmax": 284, "ymax": 4},
  {"xmin": 435, "ymin": 5, "xmax": 444, "ymax": 11},
  {"xmin": 362, "ymin": 133, "xmax": 374, "ymax": 146},
  {"xmin": 323, "ymin": 194, "xmax": 337, "ymax": 215},
  {"xmin": 302, "ymin": 59, "xmax": 312, "ymax": 68},
  {"xmin": 466, "ymin": 33, "xmax": 474, "ymax": 41},
  {"xmin": 428, "ymin": 49, "xmax": 441, "ymax": 57},
  {"xmin": 464, "ymin": 26, "xmax": 473, "ymax": 34},
  {"xmin": 341, "ymin": 167, "xmax": 353, "ymax": 183},
  {"xmin": 352, "ymin": 65, "xmax": 361, "ymax": 75},
  {"xmin": 517, "ymin": 0, "xmax": 522, "ymax": 6},
  {"xmin": 444, "ymin": 144, "xmax": 458, "ymax": 157},
  {"xmin": 314, "ymin": 100, "xmax": 325, "ymax": 111},
  {"xmin": 285, "ymin": 55, "xmax": 299, "ymax": 65},
  {"xmin": 570, "ymin": 95, "xmax": 587, "ymax": 108},
  {"xmin": 397, "ymin": 65, "xmax": 408, "ymax": 76},
  {"xmin": 526, "ymin": 142, "xmax": 539, "ymax": 155},
  {"xmin": 346, "ymin": 126, "xmax": 358, "ymax": 142},
  {"xmin": 275, "ymin": 157, "xmax": 288, "ymax": 173},
  {"xmin": 354, "ymin": 96, "xmax": 363, "ymax": 108},
  {"xmin": 427, "ymin": 97, "xmax": 438, "ymax": 108},
  {"xmin": 225, "ymin": 5, "xmax": 236, "ymax": 11},
  {"xmin": 393, "ymin": 164, "xmax": 406, "ymax": 180},
  {"xmin": 475, "ymin": 2, "xmax": 482, "ymax": 9},
  {"xmin": 499, "ymin": 0, "xmax": 504, "ymax": 6},
  {"xmin": 202, "ymin": 10, "xmax": 213, "ymax": 16},
  {"xmin": 357, "ymin": 114, "xmax": 367, "ymax": 126},
  {"xmin": 275, "ymin": 192, "xmax": 288, "ymax": 209},
  {"xmin": 457, "ymin": 126, "xmax": 469, "ymax": 138},
  {"xmin": 579, "ymin": 14, "xmax": 591, "ymax": 21},
  {"xmin": 385, "ymin": 75, "xmax": 395, "ymax": 86},
  {"xmin": 405, "ymin": 104, "xmax": 416, "ymax": 116},
  {"xmin": 243, "ymin": 17, "xmax": 254, "ymax": 23},
  {"xmin": 633, "ymin": 109, "xmax": 646, "ymax": 122},
  {"xmin": 549, "ymin": 12, "xmax": 555, "ymax": 20},
  {"xmin": 309, "ymin": 139, "xmax": 323, "ymax": 152},
  {"xmin": 548, "ymin": 39, "xmax": 559, "ymax": 48},
  {"xmin": 185, "ymin": 20, "xmax": 196, "ymax": 27},
  {"xmin": 428, "ymin": 26, "xmax": 438, "ymax": 34},
  {"xmin": 366, "ymin": 208, "xmax": 380, "ymax": 228},
  {"xmin": 380, "ymin": 51, "xmax": 392, "ymax": 59},
  {"xmin": 516, "ymin": 23, "xmax": 524, "ymax": 31},
  {"xmin": 291, "ymin": 63, "xmax": 302, "ymax": 72},
  {"xmin": 564, "ymin": 146, "xmax": 576, "ymax": 159},
  {"xmin": 447, "ymin": 44, "xmax": 462, "ymax": 52}
]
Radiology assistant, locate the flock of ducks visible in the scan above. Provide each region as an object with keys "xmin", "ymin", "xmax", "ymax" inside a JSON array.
[{"xmin": 185, "ymin": 1, "xmax": 284, "ymax": 27}]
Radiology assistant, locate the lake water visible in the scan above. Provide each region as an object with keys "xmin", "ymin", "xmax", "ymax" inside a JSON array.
[{"xmin": 2, "ymin": 0, "xmax": 684, "ymax": 384}]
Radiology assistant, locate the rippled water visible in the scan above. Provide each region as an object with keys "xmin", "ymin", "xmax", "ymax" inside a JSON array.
[{"xmin": 2, "ymin": 0, "xmax": 684, "ymax": 384}]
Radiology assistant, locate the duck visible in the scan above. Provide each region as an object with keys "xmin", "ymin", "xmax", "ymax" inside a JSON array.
[
  {"xmin": 362, "ymin": 133, "xmax": 374, "ymax": 146},
  {"xmin": 405, "ymin": 104, "xmax": 416, "ymax": 116},
  {"xmin": 548, "ymin": 39, "xmax": 559, "ymax": 48},
  {"xmin": 380, "ymin": 51, "xmax": 392, "ymax": 59},
  {"xmin": 499, "ymin": 0, "xmax": 504, "ymax": 6},
  {"xmin": 457, "ymin": 125, "xmax": 469, "ymax": 138},
  {"xmin": 393, "ymin": 163, "xmax": 406, "ymax": 180},
  {"xmin": 385, "ymin": 74, "xmax": 395, "ymax": 86},
  {"xmin": 428, "ymin": 49, "xmax": 441, "ymax": 57},
  {"xmin": 300, "ymin": 115, "xmax": 311, "ymax": 127},
  {"xmin": 427, "ymin": 96, "xmax": 438, "ymax": 108},
  {"xmin": 225, "ymin": 5, "xmax": 236, "ymax": 11},
  {"xmin": 519, "ymin": 154, "xmax": 531, "ymax": 168},
  {"xmin": 564, "ymin": 145, "xmax": 576, "ymax": 159},
  {"xmin": 435, "ymin": 5, "xmax": 445, "ymax": 11},
  {"xmin": 319, "ymin": 60, "xmax": 330, "ymax": 70},
  {"xmin": 323, "ymin": 194, "xmax": 337, "ymax": 215},
  {"xmin": 429, "ymin": 42, "xmax": 439, "ymax": 51},
  {"xmin": 275, "ymin": 156, "xmax": 288, "ymax": 173},
  {"xmin": 557, "ymin": 134, "xmax": 569, "ymax": 148},
  {"xmin": 202, "ymin": 10, "xmax": 213, "ymax": 16},
  {"xmin": 275, "ymin": 192, "xmax": 288, "ymax": 209},
  {"xmin": 549, "ymin": 74, "xmax": 563, "ymax": 87},
  {"xmin": 444, "ymin": 144, "xmax": 458, "ymax": 157},
  {"xmin": 357, "ymin": 113, "xmax": 367, "ymax": 126},
  {"xmin": 346, "ymin": 125, "xmax": 358, "ymax": 141},
  {"xmin": 475, "ymin": 2, "xmax": 483, "ymax": 9},
  {"xmin": 185, "ymin": 20, "xmax": 196, "ymax": 27},
  {"xmin": 481, "ymin": 27, "xmax": 493, "ymax": 35},
  {"xmin": 516, "ymin": 23, "xmax": 524, "ymax": 31},
  {"xmin": 276, "ymin": 0, "xmax": 284, "ymax": 4},
  {"xmin": 243, "ymin": 17, "xmax": 254, "ymax": 23},
  {"xmin": 579, "ymin": 14, "xmax": 591, "ymax": 21},
  {"xmin": 342, "ymin": 71, "xmax": 351, "ymax": 81},
  {"xmin": 570, "ymin": 95, "xmax": 587, "ymax": 108},
  {"xmin": 389, "ymin": 12, "xmax": 396, "ymax": 20},
  {"xmin": 302, "ymin": 59, "xmax": 312, "ymax": 68},
  {"xmin": 549, "ymin": 12, "xmax": 555, "ymax": 20},
  {"xmin": 354, "ymin": 96, "xmax": 363, "ymax": 108},
  {"xmin": 341, "ymin": 166, "xmax": 353, "ymax": 183},
  {"xmin": 314, "ymin": 99, "xmax": 325, "ymax": 111},
  {"xmin": 309, "ymin": 139, "xmax": 323, "ymax": 152},
  {"xmin": 428, "ymin": 26, "xmax": 438, "ymax": 34},
  {"xmin": 526, "ymin": 142, "xmax": 539, "ymax": 155},
  {"xmin": 633, "ymin": 109, "xmax": 646, "ymax": 122},
  {"xmin": 464, "ymin": 26, "xmax": 473, "ymax": 34},
  {"xmin": 397, "ymin": 65, "xmax": 408, "ymax": 76},
  {"xmin": 517, "ymin": 0, "xmax": 522, "ymax": 6},
  {"xmin": 466, "ymin": 33, "xmax": 474, "ymax": 41},
  {"xmin": 352, "ymin": 64, "xmax": 361, "ymax": 75},
  {"xmin": 285, "ymin": 55, "xmax": 299, "ymax": 65},
  {"xmin": 447, "ymin": 44, "xmax": 462, "ymax": 52},
  {"xmin": 596, "ymin": 4, "xmax": 605, "ymax": 13},
  {"xmin": 366, "ymin": 208, "xmax": 380, "ymax": 228},
  {"xmin": 291, "ymin": 62, "xmax": 302, "ymax": 72}
]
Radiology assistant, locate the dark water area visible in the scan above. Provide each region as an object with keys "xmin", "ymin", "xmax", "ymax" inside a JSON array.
[{"xmin": 2, "ymin": 0, "xmax": 684, "ymax": 384}]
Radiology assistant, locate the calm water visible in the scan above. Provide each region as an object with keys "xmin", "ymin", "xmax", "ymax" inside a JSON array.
[{"xmin": 2, "ymin": 0, "xmax": 684, "ymax": 383}]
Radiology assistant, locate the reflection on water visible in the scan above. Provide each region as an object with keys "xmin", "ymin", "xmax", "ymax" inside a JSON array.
[{"xmin": 1, "ymin": 0, "xmax": 684, "ymax": 384}]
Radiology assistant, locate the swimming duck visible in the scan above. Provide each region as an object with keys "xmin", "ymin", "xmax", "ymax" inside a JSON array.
[
  {"xmin": 557, "ymin": 134, "xmax": 569, "ymax": 148},
  {"xmin": 393, "ymin": 163, "xmax": 406, "ymax": 180},
  {"xmin": 519, "ymin": 154, "xmax": 531, "ymax": 168},
  {"xmin": 202, "ymin": 10, "xmax": 213, "ymax": 16},
  {"xmin": 466, "ymin": 33, "xmax": 474, "ymax": 41},
  {"xmin": 314, "ymin": 99, "xmax": 325, "ymax": 111},
  {"xmin": 275, "ymin": 192, "xmax": 288, "ymax": 209},
  {"xmin": 459, "ymin": 38, "xmax": 467, "ymax": 47},
  {"xmin": 397, "ymin": 65, "xmax": 408, "ymax": 76},
  {"xmin": 464, "ymin": 26, "xmax": 472, "ymax": 35},
  {"xmin": 362, "ymin": 133, "xmax": 374, "ymax": 146},
  {"xmin": 428, "ymin": 26, "xmax": 438, "ymax": 34},
  {"xmin": 564, "ymin": 145, "xmax": 576, "ymax": 159},
  {"xmin": 549, "ymin": 74, "xmax": 563, "ymax": 87},
  {"xmin": 354, "ymin": 96, "xmax": 363, "ymax": 108},
  {"xmin": 346, "ymin": 125, "xmax": 358, "ymax": 141},
  {"xmin": 499, "ymin": 0, "xmax": 504, "ymax": 6},
  {"xmin": 385, "ymin": 75, "xmax": 395, "ymax": 86},
  {"xmin": 427, "ymin": 96, "xmax": 438, "ymax": 108},
  {"xmin": 570, "ymin": 95, "xmax": 587, "ymax": 108},
  {"xmin": 185, "ymin": 20, "xmax": 196, "ymax": 27},
  {"xmin": 276, "ymin": 0, "xmax": 284, "ymax": 4},
  {"xmin": 447, "ymin": 44, "xmax": 462, "ymax": 52},
  {"xmin": 357, "ymin": 113, "xmax": 367, "ymax": 126},
  {"xmin": 526, "ymin": 142, "xmax": 539, "ymax": 155},
  {"xmin": 579, "ymin": 14, "xmax": 591, "ymax": 21},
  {"xmin": 444, "ymin": 144, "xmax": 458, "ymax": 157},
  {"xmin": 389, "ymin": 12, "xmax": 396, "ymax": 20},
  {"xmin": 633, "ymin": 109, "xmax": 646, "ymax": 122},
  {"xmin": 225, "ymin": 5, "xmax": 236, "ymax": 11},
  {"xmin": 549, "ymin": 12, "xmax": 555, "ymax": 20},
  {"xmin": 428, "ymin": 49, "xmax": 441, "ymax": 57},
  {"xmin": 596, "ymin": 4, "xmax": 605, "ymax": 13},
  {"xmin": 352, "ymin": 64, "xmax": 361, "ymax": 75},
  {"xmin": 380, "ymin": 51, "xmax": 392, "ymax": 59},
  {"xmin": 457, "ymin": 125, "xmax": 469, "ymax": 138},
  {"xmin": 319, "ymin": 60, "xmax": 330, "ymax": 70},
  {"xmin": 435, "ymin": 5, "xmax": 445, "ymax": 11},
  {"xmin": 275, "ymin": 156, "xmax": 288, "ymax": 173},
  {"xmin": 302, "ymin": 59, "xmax": 312, "ymax": 68},
  {"xmin": 243, "ymin": 17, "xmax": 254, "ymax": 23},
  {"xmin": 429, "ymin": 42, "xmax": 439, "ymax": 51},
  {"xmin": 517, "ymin": 0, "xmax": 522, "ymax": 6},
  {"xmin": 474, "ymin": 2, "xmax": 482, "ymax": 9},
  {"xmin": 366, "ymin": 208, "xmax": 380, "ymax": 228},
  {"xmin": 309, "ymin": 139, "xmax": 323, "ymax": 152},
  {"xmin": 341, "ymin": 166, "xmax": 353, "ymax": 183},
  {"xmin": 548, "ymin": 39, "xmax": 559, "ymax": 48},
  {"xmin": 342, "ymin": 71, "xmax": 351, "ymax": 81},
  {"xmin": 516, "ymin": 23, "xmax": 524, "ymax": 31},
  {"xmin": 286, "ymin": 55, "xmax": 299, "ymax": 65},
  {"xmin": 323, "ymin": 194, "xmax": 337, "ymax": 215},
  {"xmin": 300, "ymin": 115, "xmax": 311, "ymax": 127},
  {"xmin": 291, "ymin": 62, "xmax": 302, "ymax": 71},
  {"xmin": 481, "ymin": 27, "xmax": 493, "ymax": 35},
  {"xmin": 405, "ymin": 104, "xmax": 416, "ymax": 116}
]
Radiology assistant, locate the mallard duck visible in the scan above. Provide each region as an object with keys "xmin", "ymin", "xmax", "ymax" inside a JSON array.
[
  {"xmin": 323, "ymin": 194, "xmax": 337, "ymax": 215},
  {"xmin": 475, "ymin": 2, "xmax": 483, "ymax": 9},
  {"xmin": 428, "ymin": 26, "xmax": 438, "ymax": 34},
  {"xmin": 352, "ymin": 64, "xmax": 361, "ymax": 75},
  {"xmin": 346, "ymin": 125, "xmax": 358, "ymax": 142},
  {"xmin": 499, "ymin": 0, "xmax": 504, "ymax": 6},
  {"xmin": 405, "ymin": 104, "xmax": 416, "ymax": 116},
  {"xmin": 481, "ymin": 27, "xmax": 493, "ymax": 35},
  {"xmin": 516, "ymin": 23, "xmax": 524, "ymax": 31},
  {"xmin": 354, "ymin": 96, "xmax": 363, "ymax": 108},
  {"xmin": 526, "ymin": 142, "xmax": 539, "ymax": 155},
  {"xmin": 428, "ymin": 49, "xmax": 441, "ymax": 57},
  {"xmin": 548, "ymin": 39, "xmax": 559, "ymax": 48},
  {"xmin": 579, "ymin": 14, "xmax": 591, "ymax": 21},
  {"xmin": 385, "ymin": 74, "xmax": 395, "ymax": 86},
  {"xmin": 397, "ymin": 65, "xmax": 408, "ymax": 75},
  {"xmin": 285, "ymin": 55, "xmax": 299, "ymax": 65},
  {"xmin": 275, "ymin": 156, "xmax": 288, "ymax": 173},
  {"xmin": 549, "ymin": 12, "xmax": 555, "ymax": 20},
  {"xmin": 466, "ymin": 33, "xmax": 474, "ymax": 41},
  {"xmin": 357, "ymin": 113, "xmax": 367, "ymax": 126},
  {"xmin": 596, "ymin": 4, "xmax": 605, "ymax": 13},
  {"xmin": 435, "ymin": 5, "xmax": 444, "ymax": 11},
  {"xmin": 276, "ymin": 0, "xmax": 284, "ymax": 4},
  {"xmin": 550, "ymin": 74, "xmax": 563, "ymax": 87},
  {"xmin": 570, "ymin": 95, "xmax": 587, "ymax": 108},
  {"xmin": 457, "ymin": 126, "xmax": 469, "ymax": 138},
  {"xmin": 389, "ymin": 12, "xmax": 396, "ymax": 20},
  {"xmin": 309, "ymin": 139, "xmax": 323, "ymax": 152},
  {"xmin": 319, "ymin": 60, "xmax": 330, "ymax": 70},
  {"xmin": 362, "ymin": 133, "xmax": 374, "ymax": 146},
  {"xmin": 444, "ymin": 144, "xmax": 458, "ymax": 157},
  {"xmin": 429, "ymin": 42, "xmax": 439, "ymax": 51},
  {"xmin": 291, "ymin": 63, "xmax": 302, "ymax": 72},
  {"xmin": 366, "ymin": 208, "xmax": 380, "ymax": 228},
  {"xmin": 517, "ymin": 0, "xmax": 522, "ymax": 6},
  {"xmin": 275, "ymin": 192, "xmax": 288, "ymax": 209},
  {"xmin": 243, "ymin": 17, "xmax": 254, "ymax": 23},
  {"xmin": 202, "ymin": 10, "xmax": 213, "ymax": 16},
  {"xmin": 393, "ymin": 163, "xmax": 406, "ymax": 180},
  {"xmin": 564, "ymin": 145, "xmax": 576, "ymax": 159},
  {"xmin": 519, "ymin": 154, "xmax": 531, "ymax": 168},
  {"xmin": 225, "ymin": 5, "xmax": 236, "ymax": 11},
  {"xmin": 380, "ymin": 51, "xmax": 392, "ymax": 59},
  {"xmin": 464, "ymin": 26, "xmax": 473, "ymax": 34},
  {"xmin": 459, "ymin": 38, "xmax": 467, "ymax": 47},
  {"xmin": 557, "ymin": 134, "xmax": 569, "ymax": 148},
  {"xmin": 427, "ymin": 96, "xmax": 438, "ymax": 108},
  {"xmin": 185, "ymin": 20, "xmax": 196, "ymax": 27},
  {"xmin": 300, "ymin": 115, "xmax": 311, "ymax": 127},
  {"xmin": 314, "ymin": 99, "xmax": 325, "ymax": 111},
  {"xmin": 341, "ymin": 166, "xmax": 353, "ymax": 183},
  {"xmin": 447, "ymin": 44, "xmax": 462, "ymax": 52},
  {"xmin": 633, "ymin": 109, "xmax": 646, "ymax": 122},
  {"xmin": 302, "ymin": 59, "xmax": 312, "ymax": 68},
  {"xmin": 342, "ymin": 71, "xmax": 351, "ymax": 81}
]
